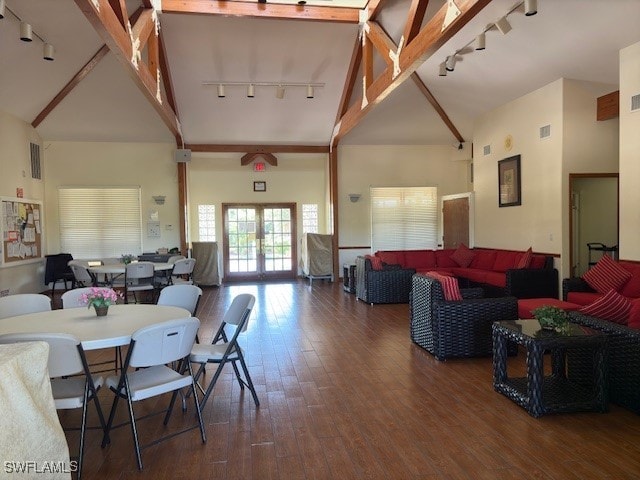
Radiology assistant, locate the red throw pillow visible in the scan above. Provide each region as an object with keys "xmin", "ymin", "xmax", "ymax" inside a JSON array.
[
  {"xmin": 628, "ymin": 299, "xmax": 640, "ymax": 330},
  {"xmin": 583, "ymin": 255, "xmax": 632, "ymax": 294},
  {"xmin": 365, "ymin": 254, "xmax": 383, "ymax": 271},
  {"xmin": 425, "ymin": 271, "xmax": 462, "ymax": 301},
  {"xmin": 516, "ymin": 247, "xmax": 533, "ymax": 269},
  {"xmin": 579, "ymin": 289, "xmax": 631, "ymax": 325},
  {"xmin": 450, "ymin": 243, "xmax": 475, "ymax": 268}
]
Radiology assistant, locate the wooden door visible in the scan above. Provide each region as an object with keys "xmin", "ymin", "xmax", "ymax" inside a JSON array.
[{"xmin": 442, "ymin": 195, "xmax": 470, "ymax": 249}]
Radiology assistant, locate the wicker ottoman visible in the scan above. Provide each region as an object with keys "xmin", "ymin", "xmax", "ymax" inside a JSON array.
[{"xmin": 517, "ymin": 298, "xmax": 580, "ymax": 319}]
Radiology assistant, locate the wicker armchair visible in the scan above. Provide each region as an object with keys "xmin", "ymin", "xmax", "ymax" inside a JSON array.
[
  {"xmin": 410, "ymin": 273, "xmax": 518, "ymax": 361},
  {"xmin": 562, "ymin": 277, "xmax": 595, "ymax": 300},
  {"xmin": 568, "ymin": 311, "xmax": 640, "ymax": 414},
  {"xmin": 355, "ymin": 256, "xmax": 416, "ymax": 304}
]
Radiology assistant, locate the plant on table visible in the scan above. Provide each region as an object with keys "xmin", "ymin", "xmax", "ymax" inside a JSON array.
[
  {"xmin": 121, "ymin": 254, "xmax": 136, "ymax": 264},
  {"xmin": 532, "ymin": 305, "xmax": 569, "ymax": 333},
  {"xmin": 80, "ymin": 287, "xmax": 122, "ymax": 309}
]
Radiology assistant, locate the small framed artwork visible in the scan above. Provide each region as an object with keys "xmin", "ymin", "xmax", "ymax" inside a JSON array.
[
  {"xmin": 253, "ymin": 181, "xmax": 266, "ymax": 192},
  {"xmin": 498, "ymin": 155, "xmax": 521, "ymax": 207}
]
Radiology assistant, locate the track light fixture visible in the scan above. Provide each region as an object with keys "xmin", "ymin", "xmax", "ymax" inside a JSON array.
[
  {"xmin": 495, "ymin": 16, "xmax": 512, "ymax": 35},
  {"xmin": 306, "ymin": 85, "xmax": 314, "ymax": 99},
  {"xmin": 217, "ymin": 84, "xmax": 225, "ymax": 98},
  {"xmin": 275, "ymin": 85, "xmax": 285, "ymax": 99},
  {"xmin": 445, "ymin": 55, "xmax": 456, "ymax": 72},
  {"xmin": 475, "ymin": 32, "xmax": 486, "ymax": 51},
  {"xmin": 438, "ymin": 63, "xmax": 447, "ymax": 77},
  {"xmin": 203, "ymin": 81, "xmax": 324, "ymax": 99},
  {"xmin": 1, "ymin": 4, "xmax": 55, "ymax": 61},
  {"xmin": 524, "ymin": 0, "xmax": 537, "ymax": 16},
  {"xmin": 247, "ymin": 84, "xmax": 255, "ymax": 98}
]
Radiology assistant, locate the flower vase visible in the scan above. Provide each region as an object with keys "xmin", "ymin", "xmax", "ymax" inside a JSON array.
[{"xmin": 94, "ymin": 305, "xmax": 109, "ymax": 317}]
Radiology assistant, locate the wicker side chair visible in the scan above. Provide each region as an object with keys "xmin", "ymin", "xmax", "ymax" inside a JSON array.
[
  {"xmin": 355, "ymin": 256, "xmax": 416, "ymax": 304},
  {"xmin": 410, "ymin": 273, "xmax": 518, "ymax": 361}
]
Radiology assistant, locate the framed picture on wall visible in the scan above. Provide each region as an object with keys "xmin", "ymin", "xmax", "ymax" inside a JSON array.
[
  {"xmin": 253, "ymin": 181, "xmax": 266, "ymax": 192},
  {"xmin": 498, "ymin": 155, "xmax": 521, "ymax": 207}
]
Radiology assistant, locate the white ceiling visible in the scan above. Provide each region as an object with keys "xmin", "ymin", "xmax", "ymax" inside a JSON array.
[{"xmin": 0, "ymin": 0, "xmax": 639, "ymax": 147}]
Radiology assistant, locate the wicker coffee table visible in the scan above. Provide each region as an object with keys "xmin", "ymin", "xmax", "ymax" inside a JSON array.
[{"xmin": 492, "ymin": 320, "xmax": 608, "ymax": 417}]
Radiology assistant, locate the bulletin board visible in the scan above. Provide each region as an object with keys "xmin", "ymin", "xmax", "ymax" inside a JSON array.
[{"xmin": 1, "ymin": 197, "xmax": 43, "ymax": 266}]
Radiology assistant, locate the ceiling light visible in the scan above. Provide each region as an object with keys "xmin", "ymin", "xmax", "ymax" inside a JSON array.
[
  {"xmin": 0, "ymin": 0, "xmax": 5, "ymax": 19},
  {"xmin": 524, "ymin": 0, "xmax": 537, "ymax": 16},
  {"xmin": 306, "ymin": 85, "xmax": 314, "ymax": 99},
  {"xmin": 20, "ymin": 21, "xmax": 32, "ymax": 42},
  {"xmin": 247, "ymin": 84, "xmax": 255, "ymax": 98},
  {"xmin": 438, "ymin": 63, "xmax": 447, "ymax": 76},
  {"xmin": 445, "ymin": 55, "xmax": 456, "ymax": 72},
  {"xmin": 475, "ymin": 32, "xmax": 486, "ymax": 51},
  {"xmin": 276, "ymin": 85, "xmax": 285, "ymax": 99},
  {"xmin": 43, "ymin": 43, "xmax": 54, "ymax": 61},
  {"xmin": 495, "ymin": 16, "xmax": 512, "ymax": 35},
  {"xmin": 217, "ymin": 84, "xmax": 225, "ymax": 98}
]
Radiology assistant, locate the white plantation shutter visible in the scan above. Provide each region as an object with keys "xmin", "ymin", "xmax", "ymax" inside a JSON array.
[
  {"xmin": 58, "ymin": 187, "xmax": 142, "ymax": 258},
  {"xmin": 370, "ymin": 186, "xmax": 438, "ymax": 252}
]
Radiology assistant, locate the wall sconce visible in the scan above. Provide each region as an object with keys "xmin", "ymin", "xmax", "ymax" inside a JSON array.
[
  {"xmin": 348, "ymin": 193, "xmax": 361, "ymax": 203},
  {"xmin": 152, "ymin": 195, "xmax": 166, "ymax": 205}
]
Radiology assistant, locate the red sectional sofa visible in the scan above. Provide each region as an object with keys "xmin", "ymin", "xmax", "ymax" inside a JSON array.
[
  {"xmin": 355, "ymin": 247, "xmax": 558, "ymax": 304},
  {"xmin": 563, "ymin": 260, "xmax": 640, "ymax": 306}
]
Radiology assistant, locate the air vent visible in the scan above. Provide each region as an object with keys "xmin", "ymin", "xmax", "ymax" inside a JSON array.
[
  {"xmin": 540, "ymin": 124, "xmax": 551, "ymax": 139},
  {"xmin": 30, "ymin": 143, "xmax": 41, "ymax": 180},
  {"xmin": 631, "ymin": 94, "xmax": 640, "ymax": 112},
  {"xmin": 483, "ymin": 144, "xmax": 491, "ymax": 156}
]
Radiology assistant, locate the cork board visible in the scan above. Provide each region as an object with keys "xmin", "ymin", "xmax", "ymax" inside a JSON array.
[{"xmin": 1, "ymin": 197, "xmax": 43, "ymax": 266}]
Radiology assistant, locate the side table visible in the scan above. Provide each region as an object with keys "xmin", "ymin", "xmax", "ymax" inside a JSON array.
[
  {"xmin": 342, "ymin": 263, "xmax": 356, "ymax": 294},
  {"xmin": 492, "ymin": 319, "xmax": 608, "ymax": 417}
]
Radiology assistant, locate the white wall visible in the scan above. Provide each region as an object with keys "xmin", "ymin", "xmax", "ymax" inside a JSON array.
[
  {"xmin": 44, "ymin": 142, "xmax": 180, "ymax": 255},
  {"xmin": 0, "ymin": 111, "xmax": 46, "ymax": 294},
  {"xmin": 336, "ymin": 144, "xmax": 470, "ymax": 266},
  {"xmin": 619, "ymin": 41, "xmax": 640, "ymax": 260}
]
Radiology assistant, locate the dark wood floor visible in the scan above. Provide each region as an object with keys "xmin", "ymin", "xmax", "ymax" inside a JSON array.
[{"xmin": 54, "ymin": 280, "xmax": 640, "ymax": 479}]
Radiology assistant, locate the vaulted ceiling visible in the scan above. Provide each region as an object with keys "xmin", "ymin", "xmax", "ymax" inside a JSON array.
[{"xmin": 1, "ymin": 0, "xmax": 639, "ymax": 150}]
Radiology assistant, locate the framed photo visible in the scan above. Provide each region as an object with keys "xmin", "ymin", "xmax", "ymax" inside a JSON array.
[
  {"xmin": 253, "ymin": 181, "xmax": 266, "ymax": 192},
  {"xmin": 498, "ymin": 155, "xmax": 521, "ymax": 207}
]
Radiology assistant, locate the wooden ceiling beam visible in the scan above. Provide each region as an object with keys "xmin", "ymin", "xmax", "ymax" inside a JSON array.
[
  {"xmin": 366, "ymin": 21, "xmax": 396, "ymax": 66},
  {"xmin": 334, "ymin": 36, "xmax": 362, "ymax": 127},
  {"xmin": 333, "ymin": 0, "xmax": 490, "ymax": 144},
  {"xmin": 74, "ymin": 0, "xmax": 181, "ymax": 142},
  {"xmin": 108, "ymin": 0, "xmax": 128, "ymax": 28},
  {"xmin": 161, "ymin": 0, "xmax": 359, "ymax": 24},
  {"xmin": 411, "ymin": 73, "xmax": 464, "ymax": 143},
  {"xmin": 187, "ymin": 144, "xmax": 330, "ymax": 154},
  {"xmin": 403, "ymin": 0, "xmax": 430, "ymax": 45},
  {"xmin": 130, "ymin": 8, "xmax": 155, "ymax": 52},
  {"xmin": 366, "ymin": 0, "xmax": 388, "ymax": 20},
  {"xmin": 241, "ymin": 152, "xmax": 278, "ymax": 166}
]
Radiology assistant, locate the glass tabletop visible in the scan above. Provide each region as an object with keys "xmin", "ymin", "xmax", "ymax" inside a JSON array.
[{"xmin": 495, "ymin": 319, "xmax": 601, "ymax": 339}]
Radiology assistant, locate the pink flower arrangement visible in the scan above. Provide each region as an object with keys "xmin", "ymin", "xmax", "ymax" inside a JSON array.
[{"xmin": 80, "ymin": 287, "xmax": 122, "ymax": 309}]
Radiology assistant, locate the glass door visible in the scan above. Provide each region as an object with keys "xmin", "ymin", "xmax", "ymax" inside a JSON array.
[{"xmin": 223, "ymin": 204, "xmax": 297, "ymax": 282}]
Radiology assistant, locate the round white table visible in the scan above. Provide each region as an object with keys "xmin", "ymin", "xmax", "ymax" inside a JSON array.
[{"xmin": 0, "ymin": 304, "xmax": 190, "ymax": 350}]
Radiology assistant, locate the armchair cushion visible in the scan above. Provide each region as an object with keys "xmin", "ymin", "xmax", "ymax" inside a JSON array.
[
  {"xmin": 583, "ymin": 255, "xmax": 632, "ymax": 294},
  {"xmin": 450, "ymin": 244, "xmax": 475, "ymax": 268},
  {"xmin": 425, "ymin": 272, "xmax": 462, "ymax": 301},
  {"xmin": 366, "ymin": 254, "xmax": 383, "ymax": 270},
  {"xmin": 579, "ymin": 289, "xmax": 631, "ymax": 325}
]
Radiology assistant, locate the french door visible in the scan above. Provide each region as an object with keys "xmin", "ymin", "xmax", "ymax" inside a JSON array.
[{"xmin": 222, "ymin": 203, "xmax": 297, "ymax": 282}]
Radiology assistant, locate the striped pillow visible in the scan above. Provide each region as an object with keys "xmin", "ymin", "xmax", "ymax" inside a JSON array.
[
  {"xmin": 579, "ymin": 289, "xmax": 631, "ymax": 325},
  {"xmin": 583, "ymin": 255, "xmax": 632, "ymax": 294},
  {"xmin": 516, "ymin": 247, "xmax": 533, "ymax": 269},
  {"xmin": 425, "ymin": 271, "xmax": 462, "ymax": 301},
  {"xmin": 365, "ymin": 255, "xmax": 384, "ymax": 271}
]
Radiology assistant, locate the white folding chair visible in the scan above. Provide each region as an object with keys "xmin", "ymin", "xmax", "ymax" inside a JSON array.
[
  {"xmin": 0, "ymin": 333, "xmax": 106, "ymax": 480},
  {"xmin": 68, "ymin": 261, "xmax": 98, "ymax": 288},
  {"xmin": 101, "ymin": 317, "xmax": 206, "ymax": 470},
  {"xmin": 0, "ymin": 293, "xmax": 51, "ymax": 319},
  {"xmin": 157, "ymin": 285, "xmax": 203, "ymax": 316},
  {"xmin": 124, "ymin": 262, "xmax": 156, "ymax": 304},
  {"xmin": 169, "ymin": 258, "xmax": 196, "ymax": 285},
  {"xmin": 190, "ymin": 293, "xmax": 259, "ymax": 409},
  {"xmin": 61, "ymin": 287, "xmax": 95, "ymax": 309}
]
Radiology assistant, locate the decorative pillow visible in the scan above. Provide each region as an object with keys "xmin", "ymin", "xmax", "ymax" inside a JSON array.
[
  {"xmin": 627, "ymin": 299, "xmax": 640, "ymax": 330},
  {"xmin": 365, "ymin": 254, "xmax": 384, "ymax": 271},
  {"xmin": 450, "ymin": 243, "xmax": 475, "ymax": 268},
  {"xmin": 516, "ymin": 247, "xmax": 533, "ymax": 269},
  {"xmin": 582, "ymin": 255, "xmax": 632, "ymax": 294},
  {"xmin": 579, "ymin": 289, "xmax": 631, "ymax": 325},
  {"xmin": 425, "ymin": 271, "xmax": 462, "ymax": 301}
]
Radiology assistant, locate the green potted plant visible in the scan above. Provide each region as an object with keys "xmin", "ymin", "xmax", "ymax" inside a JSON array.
[{"xmin": 531, "ymin": 305, "xmax": 569, "ymax": 332}]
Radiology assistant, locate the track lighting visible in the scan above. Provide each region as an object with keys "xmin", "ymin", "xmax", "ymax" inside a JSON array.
[
  {"xmin": 20, "ymin": 21, "xmax": 32, "ymax": 42},
  {"xmin": 217, "ymin": 84, "xmax": 225, "ymax": 98},
  {"xmin": 445, "ymin": 55, "xmax": 456, "ymax": 72},
  {"xmin": 247, "ymin": 84, "xmax": 255, "ymax": 98},
  {"xmin": 495, "ymin": 16, "xmax": 512, "ymax": 35},
  {"xmin": 276, "ymin": 85, "xmax": 285, "ymax": 99},
  {"xmin": 204, "ymin": 81, "xmax": 324, "ymax": 99},
  {"xmin": 438, "ymin": 63, "xmax": 447, "ymax": 77},
  {"xmin": 43, "ymin": 43, "xmax": 54, "ymax": 61},
  {"xmin": 475, "ymin": 32, "xmax": 485, "ymax": 51},
  {"xmin": 524, "ymin": 0, "xmax": 537, "ymax": 16},
  {"xmin": 0, "ymin": 0, "xmax": 5, "ymax": 19},
  {"xmin": 306, "ymin": 85, "xmax": 314, "ymax": 99}
]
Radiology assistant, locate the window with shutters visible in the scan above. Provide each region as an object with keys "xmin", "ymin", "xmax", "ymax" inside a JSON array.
[
  {"xmin": 370, "ymin": 186, "xmax": 438, "ymax": 252},
  {"xmin": 58, "ymin": 187, "xmax": 142, "ymax": 258}
]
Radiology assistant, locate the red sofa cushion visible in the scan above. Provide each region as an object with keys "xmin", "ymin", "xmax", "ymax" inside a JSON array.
[
  {"xmin": 404, "ymin": 250, "xmax": 436, "ymax": 269},
  {"xmin": 366, "ymin": 254, "xmax": 383, "ymax": 270},
  {"xmin": 450, "ymin": 244, "xmax": 475, "ymax": 267},
  {"xmin": 518, "ymin": 298, "xmax": 580, "ymax": 319},
  {"xmin": 583, "ymin": 255, "xmax": 632, "ymax": 294},
  {"xmin": 493, "ymin": 251, "xmax": 519, "ymax": 272},
  {"xmin": 579, "ymin": 289, "xmax": 631, "ymax": 325},
  {"xmin": 619, "ymin": 262, "xmax": 640, "ymax": 298},
  {"xmin": 470, "ymin": 250, "xmax": 496, "ymax": 270},
  {"xmin": 627, "ymin": 299, "xmax": 640, "ymax": 329},
  {"xmin": 376, "ymin": 251, "xmax": 405, "ymax": 267},
  {"xmin": 567, "ymin": 291, "xmax": 602, "ymax": 306},
  {"xmin": 425, "ymin": 271, "xmax": 462, "ymax": 301},
  {"xmin": 455, "ymin": 268, "xmax": 488, "ymax": 285},
  {"xmin": 435, "ymin": 249, "xmax": 458, "ymax": 268},
  {"xmin": 516, "ymin": 247, "xmax": 533, "ymax": 269},
  {"xmin": 530, "ymin": 255, "xmax": 546, "ymax": 269},
  {"xmin": 483, "ymin": 271, "xmax": 507, "ymax": 288}
]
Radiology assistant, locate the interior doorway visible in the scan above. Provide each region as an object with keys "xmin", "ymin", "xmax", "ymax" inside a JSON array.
[
  {"xmin": 442, "ymin": 193, "xmax": 474, "ymax": 248},
  {"xmin": 569, "ymin": 174, "xmax": 619, "ymax": 278},
  {"xmin": 222, "ymin": 203, "xmax": 297, "ymax": 282}
]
